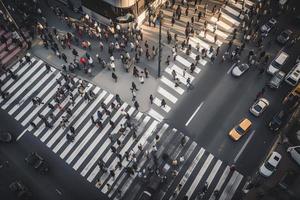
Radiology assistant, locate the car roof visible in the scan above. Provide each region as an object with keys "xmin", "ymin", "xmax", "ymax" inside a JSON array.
[
  {"xmin": 269, "ymin": 151, "xmax": 282, "ymax": 165},
  {"xmin": 240, "ymin": 118, "xmax": 252, "ymax": 130}
]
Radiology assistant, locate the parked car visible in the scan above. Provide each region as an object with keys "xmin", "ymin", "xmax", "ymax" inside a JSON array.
[
  {"xmin": 276, "ymin": 29, "xmax": 292, "ymax": 44},
  {"xmin": 25, "ymin": 152, "xmax": 49, "ymax": 174},
  {"xmin": 250, "ymin": 98, "xmax": 270, "ymax": 117},
  {"xmin": 231, "ymin": 63, "xmax": 250, "ymax": 77},
  {"xmin": 268, "ymin": 110, "xmax": 286, "ymax": 132},
  {"xmin": 259, "ymin": 151, "xmax": 282, "ymax": 177},
  {"xmin": 228, "ymin": 118, "xmax": 252, "ymax": 141},
  {"xmin": 260, "ymin": 18, "xmax": 277, "ymax": 36},
  {"xmin": 287, "ymin": 146, "xmax": 300, "ymax": 166},
  {"xmin": 9, "ymin": 180, "xmax": 31, "ymax": 200},
  {"xmin": 0, "ymin": 131, "xmax": 13, "ymax": 143},
  {"xmin": 268, "ymin": 70, "xmax": 286, "ymax": 89}
]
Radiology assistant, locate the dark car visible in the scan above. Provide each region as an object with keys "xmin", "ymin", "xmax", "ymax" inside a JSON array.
[
  {"xmin": 277, "ymin": 29, "xmax": 292, "ymax": 44},
  {"xmin": 268, "ymin": 110, "xmax": 286, "ymax": 132},
  {"xmin": 9, "ymin": 180, "xmax": 31, "ymax": 200},
  {"xmin": 0, "ymin": 131, "xmax": 13, "ymax": 143},
  {"xmin": 25, "ymin": 152, "xmax": 49, "ymax": 174}
]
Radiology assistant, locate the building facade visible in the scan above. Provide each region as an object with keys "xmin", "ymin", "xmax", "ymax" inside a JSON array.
[{"xmin": 82, "ymin": 0, "xmax": 166, "ymax": 26}]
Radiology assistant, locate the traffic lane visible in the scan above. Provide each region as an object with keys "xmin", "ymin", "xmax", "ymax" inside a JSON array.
[
  {"xmin": 182, "ymin": 62, "xmax": 291, "ymax": 160},
  {"xmin": 0, "ymin": 110, "xmax": 104, "ymax": 200},
  {"xmin": 168, "ymin": 55, "xmax": 239, "ymax": 135}
]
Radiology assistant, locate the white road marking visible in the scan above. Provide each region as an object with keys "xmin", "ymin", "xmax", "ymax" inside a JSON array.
[
  {"xmin": 219, "ymin": 171, "xmax": 243, "ymax": 200},
  {"xmin": 16, "ymin": 129, "xmax": 27, "ymax": 141},
  {"xmin": 206, "ymin": 160, "xmax": 222, "ymax": 187},
  {"xmin": 209, "ymin": 166, "xmax": 230, "ymax": 200},
  {"xmin": 153, "ymin": 97, "xmax": 171, "ymax": 113},
  {"xmin": 234, "ymin": 130, "xmax": 255, "ymax": 163},
  {"xmin": 185, "ymin": 102, "xmax": 204, "ymax": 126},
  {"xmin": 160, "ymin": 76, "xmax": 185, "ymax": 95},
  {"xmin": 148, "ymin": 108, "xmax": 164, "ymax": 122},
  {"xmin": 157, "ymin": 86, "xmax": 178, "ymax": 103}
]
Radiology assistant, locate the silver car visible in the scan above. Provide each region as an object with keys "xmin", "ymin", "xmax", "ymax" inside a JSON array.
[
  {"xmin": 231, "ymin": 63, "xmax": 250, "ymax": 77},
  {"xmin": 268, "ymin": 70, "xmax": 286, "ymax": 89}
]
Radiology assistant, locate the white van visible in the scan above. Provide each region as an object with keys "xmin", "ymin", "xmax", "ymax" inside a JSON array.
[
  {"xmin": 287, "ymin": 146, "xmax": 300, "ymax": 166},
  {"xmin": 285, "ymin": 63, "xmax": 300, "ymax": 86},
  {"xmin": 267, "ymin": 51, "xmax": 289, "ymax": 75}
]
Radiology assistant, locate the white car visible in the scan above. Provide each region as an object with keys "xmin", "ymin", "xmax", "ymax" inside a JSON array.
[
  {"xmin": 260, "ymin": 18, "xmax": 277, "ymax": 36},
  {"xmin": 231, "ymin": 63, "xmax": 250, "ymax": 77},
  {"xmin": 268, "ymin": 70, "xmax": 286, "ymax": 89},
  {"xmin": 250, "ymin": 98, "xmax": 270, "ymax": 117},
  {"xmin": 259, "ymin": 151, "xmax": 282, "ymax": 177}
]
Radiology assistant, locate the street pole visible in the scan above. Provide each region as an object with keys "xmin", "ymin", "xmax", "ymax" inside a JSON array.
[{"xmin": 157, "ymin": 11, "xmax": 163, "ymax": 78}]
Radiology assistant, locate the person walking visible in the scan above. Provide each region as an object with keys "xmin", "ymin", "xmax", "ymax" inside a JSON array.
[
  {"xmin": 149, "ymin": 94, "xmax": 154, "ymax": 104},
  {"xmin": 161, "ymin": 99, "xmax": 166, "ymax": 107},
  {"xmin": 132, "ymin": 90, "xmax": 137, "ymax": 102},
  {"xmin": 134, "ymin": 101, "xmax": 139, "ymax": 110},
  {"xmin": 131, "ymin": 82, "xmax": 138, "ymax": 91},
  {"xmin": 112, "ymin": 72, "xmax": 118, "ymax": 82}
]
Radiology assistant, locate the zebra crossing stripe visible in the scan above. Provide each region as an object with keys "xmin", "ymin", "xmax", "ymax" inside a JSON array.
[
  {"xmin": 21, "ymin": 78, "xmax": 77, "ymax": 126},
  {"xmin": 159, "ymin": 141, "xmax": 197, "ymax": 200},
  {"xmin": 208, "ymin": 166, "xmax": 230, "ymax": 200},
  {"xmin": 8, "ymin": 69, "xmax": 54, "ymax": 115},
  {"xmin": 1, "ymin": 60, "xmax": 43, "ymax": 105},
  {"xmin": 157, "ymin": 87, "xmax": 178, "ymax": 104},
  {"xmin": 86, "ymin": 107, "xmax": 137, "ymax": 182},
  {"xmin": 206, "ymin": 160, "xmax": 222, "ymax": 187},
  {"xmin": 38, "ymin": 84, "xmax": 94, "ymax": 139},
  {"xmin": 15, "ymin": 73, "xmax": 61, "ymax": 121},
  {"xmin": 148, "ymin": 108, "xmax": 164, "ymax": 122},
  {"xmin": 160, "ymin": 76, "xmax": 184, "ymax": 95},
  {"xmin": 185, "ymin": 154, "xmax": 214, "ymax": 198},
  {"xmin": 53, "ymin": 89, "xmax": 106, "ymax": 153},
  {"xmin": 62, "ymin": 95, "xmax": 115, "ymax": 161},
  {"xmin": 0, "ymin": 58, "xmax": 35, "ymax": 89},
  {"xmin": 219, "ymin": 171, "xmax": 243, "ymax": 200},
  {"xmin": 189, "ymin": 52, "xmax": 207, "ymax": 67},
  {"xmin": 48, "ymin": 88, "xmax": 104, "ymax": 149},
  {"xmin": 172, "ymin": 148, "xmax": 205, "ymax": 199},
  {"xmin": 111, "ymin": 123, "xmax": 169, "ymax": 198},
  {"xmin": 101, "ymin": 119, "xmax": 159, "ymax": 193},
  {"xmin": 222, "ymin": 11, "xmax": 241, "ymax": 26},
  {"xmin": 165, "ymin": 67, "xmax": 188, "ymax": 86},
  {"xmin": 77, "ymin": 103, "xmax": 128, "ymax": 174},
  {"xmin": 207, "ymin": 23, "xmax": 229, "ymax": 39},
  {"xmin": 224, "ymin": 6, "xmax": 242, "ymax": 18},
  {"xmin": 153, "ymin": 97, "xmax": 171, "ymax": 113},
  {"xmin": 190, "ymin": 36, "xmax": 210, "ymax": 50},
  {"xmin": 170, "ymin": 64, "xmax": 195, "ymax": 81}
]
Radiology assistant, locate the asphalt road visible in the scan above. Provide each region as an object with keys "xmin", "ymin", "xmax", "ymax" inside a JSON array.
[
  {"xmin": 168, "ymin": 0, "xmax": 300, "ymax": 176},
  {"xmin": 0, "ymin": 109, "xmax": 103, "ymax": 200}
]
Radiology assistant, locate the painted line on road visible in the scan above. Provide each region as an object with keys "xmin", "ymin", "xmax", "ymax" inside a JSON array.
[
  {"xmin": 185, "ymin": 102, "xmax": 204, "ymax": 126},
  {"xmin": 227, "ymin": 63, "xmax": 235, "ymax": 75},
  {"xmin": 16, "ymin": 129, "xmax": 27, "ymax": 141},
  {"xmin": 234, "ymin": 130, "xmax": 255, "ymax": 163}
]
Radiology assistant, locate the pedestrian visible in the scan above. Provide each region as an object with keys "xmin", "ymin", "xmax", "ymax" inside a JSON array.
[
  {"xmin": 149, "ymin": 94, "xmax": 154, "ymax": 104},
  {"xmin": 181, "ymin": 136, "xmax": 186, "ymax": 146},
  {"xmin": 109, "ymin": 120, "xmax": 115, "ymax": 128},
  {"xmin": 161, "ymin": 99, "xmax": 166, "ymax": 107},
  {"xmin": 134, "ymin": 101, "xmax": 139, "ymax": 110},
  {"xmin": 144, "ymin": 68, "xmax": 149, "ymax": 78},
  {"xmin": 30, "ymin": 121, "xmax": 37, "ymax": 129},
  {"xmin": 112, "ymin": 72, "xmax": 118, "ymax": 82},
  {"xmin": 62, "ymin": 53, "xmax": 68, "ymax": 63},
  {"xmin": 165, "ymin": 55, "xmax": 170, "ymax": 66},
  {"xmin": 131, "ymin": 82, "xmax": 138, "ymax": 91},
  {"xmin": 139, "ymin": 75, "xmax": 144, "ymax": 84},
  {"xmin": 190, "ymin": 63, "xmax": 195, "ymax": 73},
  {"xmin": 132, "ymin": 90, "xmax": 136, "ymax": 102},
  {"xmin": 186, "ymin": 77, "xmax": 192, "ymax": 89},
  {"xmin": 138, "ymin": 143, "xmax": 143, "ymax": 151},
  {"xmin": 172, "ymin": 69, "xmax": 177, "ymax": 80},
  {"xmin": 45, "ymin": 64, "xmax": 52, "ymax": 73}
]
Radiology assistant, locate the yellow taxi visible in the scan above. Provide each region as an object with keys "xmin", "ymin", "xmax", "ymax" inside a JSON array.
[{"xmin": 229, "ymin": 118, "xmax": 252, "ymax": 141}]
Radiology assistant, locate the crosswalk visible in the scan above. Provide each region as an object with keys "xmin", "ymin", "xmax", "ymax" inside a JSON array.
[
  {"xmin": 147, "ymin": 0, "xmax": 254, "ymax": 122},
  {"xmin": 1, "ymin": 56, "xmax": 245, "ymax": 199}
]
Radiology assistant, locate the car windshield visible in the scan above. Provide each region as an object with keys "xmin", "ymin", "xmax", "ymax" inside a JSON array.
[
  {"xmin": 254, "ymin": 104, "xmax": 262, "ymax": 112},
  {"xmin": 265, "ymin": 161, "xmax": 275, "ymax": 171},
  {"xmin": 238, "ymin": 64, "xmax": 247, "ymax": 71},
  {"xmin": 235, "ymin": 126, "xmax": 244, "ymax": 135}
]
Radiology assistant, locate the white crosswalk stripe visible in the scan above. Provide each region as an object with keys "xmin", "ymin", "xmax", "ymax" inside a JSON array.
[{"xmin": 0, "ymin": 1, "xmax": 252, "ymax": 197}]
